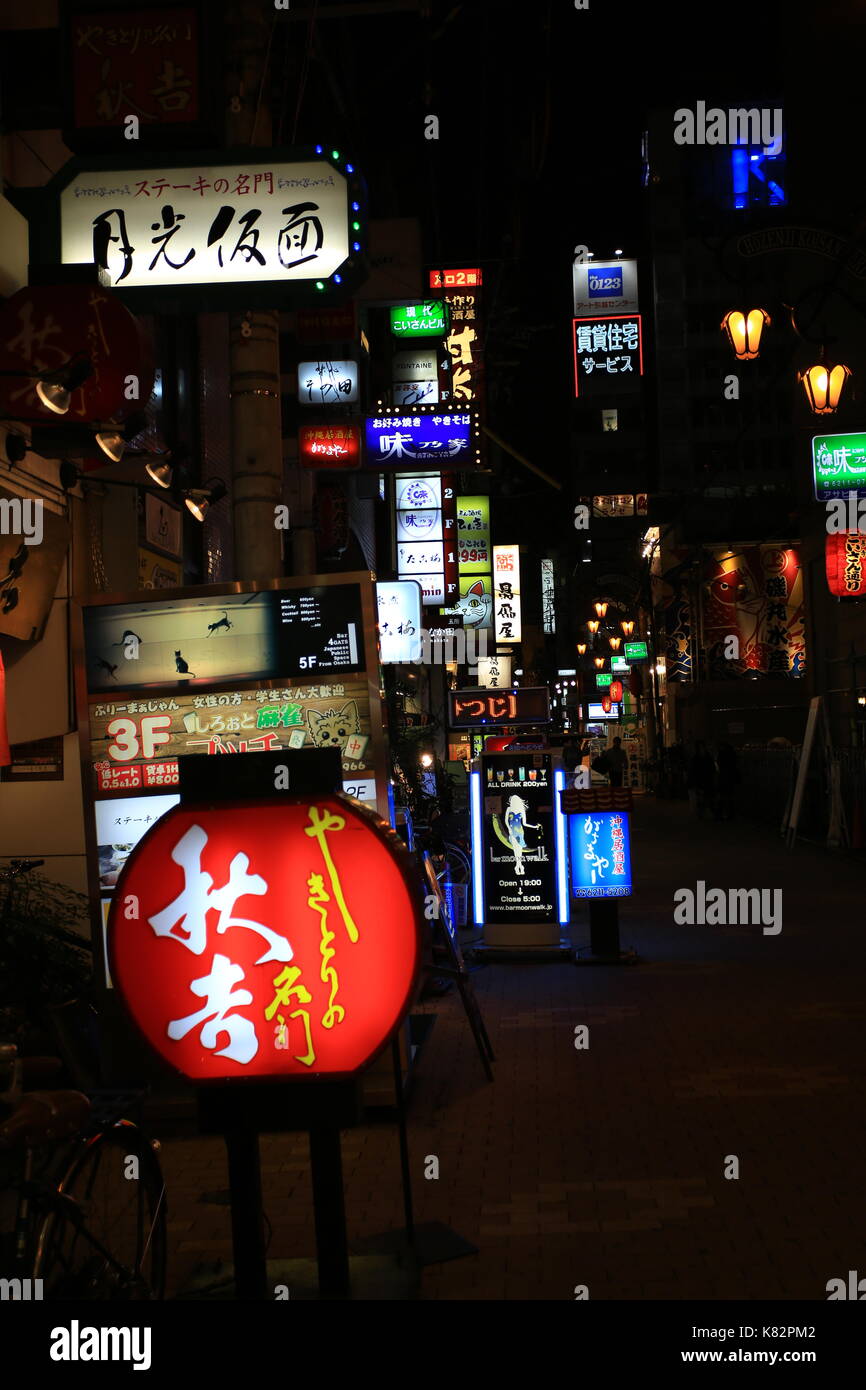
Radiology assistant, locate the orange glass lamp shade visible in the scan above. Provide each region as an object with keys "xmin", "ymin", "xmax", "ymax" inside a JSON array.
[
  {"xmin": 799, "ymin": 362, "xmax": 851, "ymax": 414},
  {"xmin": 609, "ymin": 636, "xmax": 621, "ymax": 651},
  {"xmin": 620, "ymin": 620, "xmax": 634, "ymax": 636},
  {"xmin": 594, "ymin": 657, "xmax": 605, "ymax": 669},
  {"xmin": 721, "ymin": 308, "xmax": 770, "ymax": 360},
  {"xmin": 587, "ymin": 620, "xmax": 600, "ymax": 634},
  {"xmin": 576, "ymin": 643, "xmax": 587, "ymax": 655},
  {"xmin": 594, "ymin": 601, "xmax": 608, "ymax": 619}
]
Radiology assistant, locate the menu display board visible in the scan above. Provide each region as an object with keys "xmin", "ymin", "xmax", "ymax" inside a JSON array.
[
  {"xmin": 83, "ymin": 586, "xmax": 365, "ymax": 692},
  {"xmin": 480, "ymin": 753, "xmax": 558, "ymax": 923}
]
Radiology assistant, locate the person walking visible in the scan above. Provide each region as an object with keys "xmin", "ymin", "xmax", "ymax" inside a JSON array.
[{"xmin": 606, "ymin": 736, "xmax": 628, "ymax": 788}]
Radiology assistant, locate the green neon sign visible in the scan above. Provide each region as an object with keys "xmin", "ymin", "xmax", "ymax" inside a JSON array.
[
  {"xmin": 390, "ymin": 302, "xmax": 449, "ymax": 338},
  {"xmin": 623, "ymin": 641, "xmax": 648, "ymax": 660},
  {"xmin": 596, "ymin": 673, "xmax": 612, "ymax": 688},
  {"xmin": 812, "ymin": 432, "xmax": 866, "ymax": 500}
]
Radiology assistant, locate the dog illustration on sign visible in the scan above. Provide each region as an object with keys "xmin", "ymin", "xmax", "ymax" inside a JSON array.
[{"xmin": 306, "ymin": 700, "xmax": 360, "ymax": 752}]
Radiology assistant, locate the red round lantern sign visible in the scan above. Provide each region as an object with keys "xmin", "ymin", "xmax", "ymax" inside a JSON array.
[
  {"xmin": 609, "ymin": 680, "xmax": 623, "ymax": 703},
  {"xmin": 107, "ymin": 795, "xmax": 422, "ymax": 1083}
]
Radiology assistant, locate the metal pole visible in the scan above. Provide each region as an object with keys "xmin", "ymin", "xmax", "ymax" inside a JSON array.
[
  {"xmin": 225, "ymin": 0, "xmax": 285, "ymax": 582},
  {"xmin": 224, "ymin": 1126, "xmax": 268, "ymax": 1299},
  {"xmin": 309, "ymin": 1124, "xmax": 351, "ymax": 1298}
]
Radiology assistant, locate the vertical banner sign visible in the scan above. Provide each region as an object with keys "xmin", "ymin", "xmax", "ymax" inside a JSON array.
[
  {"xmin": 443, "ymin": 285, "xmax": 484, "ymax": 412},
  {"xmin": 541, "ymin": 558, "xmax": 556, "ymax": 634},
  {"xmin": 395, "ymin": 474, "xmax": 444, "ymax": 605},
  {"xmin": 480, "ymin": 753, "xmax": 557, "ymax": 923},
  {"xmin": 493, "ymin": 545, "xmax": 522, "ymax": 643},
  {"xmin": 441, "ymin": 473, "xmax": 459, "ymax": 605},
  {"xmin": 70, "ymin": 7, "xmax": 201, "ymax": 132},
  {"xmin": 570, "ymin": 810, "xmax": 632, "ymax": 898},
  {"xmin": 457, "ymin": 496, "xmax": 491, "ymax": 574}
]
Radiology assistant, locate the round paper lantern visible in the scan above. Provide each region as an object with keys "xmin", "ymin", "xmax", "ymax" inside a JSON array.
[
  {"xmin": 826, "ymin": 532, "xmax": 866, "ymax": 597},
  {"xmin": 609, "ymin": 680, "xmax": 623, "ymax": 702},
  {"xmin": 601, "ymin": 694, "xmax": 612, "ymax": 713},
  {"xmin": 108, "ymin": 795, "xmax": 422, "ymax": 1083}
]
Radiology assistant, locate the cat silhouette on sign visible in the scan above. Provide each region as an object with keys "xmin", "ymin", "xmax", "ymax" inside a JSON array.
[{"xmin": 306, "ymin": 700, "xmax": 360, "ymax": 751}]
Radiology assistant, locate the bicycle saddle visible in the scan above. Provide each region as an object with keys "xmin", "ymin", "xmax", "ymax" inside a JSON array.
[{"xmin": 0, "ymin": 1091, "xmax": 92, "ymax": 1151}]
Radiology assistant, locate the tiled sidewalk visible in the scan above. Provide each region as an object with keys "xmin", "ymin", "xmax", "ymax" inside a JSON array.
[{"xmin": 156, "ymin": 799, "xmax": 866, "ymax": 1300}]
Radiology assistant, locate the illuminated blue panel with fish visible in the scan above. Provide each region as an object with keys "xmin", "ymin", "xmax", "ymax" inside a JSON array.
[{"xmin": 570, "ymin": 809, "xmax": 632, "ymax": 898}]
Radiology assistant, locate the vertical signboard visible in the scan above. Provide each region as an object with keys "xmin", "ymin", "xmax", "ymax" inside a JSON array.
[
  {"xmin": 541, "ymin": 558, "xmax": 555, "ymax": 634},
  {"xmin": 493, "ymin": 544, "xmax": 522, "ymax": 643},
  {"xmin": 471, "ymin": 752, "xmax": 569, "ymax": 944},
  {"xmin": 570, "ymin": 810, "xmax": 632, "ymax": 897}
]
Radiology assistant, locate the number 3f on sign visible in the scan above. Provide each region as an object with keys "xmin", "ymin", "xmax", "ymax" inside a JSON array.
[{"xmin": 107, "ymin": 715, "xmax": 172, "ymax": 761}]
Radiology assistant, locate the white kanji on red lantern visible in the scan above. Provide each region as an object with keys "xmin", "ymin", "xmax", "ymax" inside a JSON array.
[
  {"xmin": 166, "ymin": 953, "xmax": 258, "ymax": 1064},
  {"xmin": 147, "ymin": 824, "xmax": 293, "ymax": 964}
]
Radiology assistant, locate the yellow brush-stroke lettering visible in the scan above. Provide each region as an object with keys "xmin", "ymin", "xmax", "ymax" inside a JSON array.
[{"xmin": 305, "ymin": 806, "xmax": 359, "ymax": 943}]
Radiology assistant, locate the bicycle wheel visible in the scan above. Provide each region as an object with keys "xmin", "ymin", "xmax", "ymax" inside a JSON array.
[
  {"xmin": 31, "ymin": 1122, "xmax": 166, "ymax": 1300},
  {"xmin": 440, "ymin": 840, "xmax": 471, "ymax": 885}
]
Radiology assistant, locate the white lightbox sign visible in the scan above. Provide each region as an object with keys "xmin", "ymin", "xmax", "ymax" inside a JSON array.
[
  {"xmin": 573, "ymin": 257, "xmax": 639, "ymax": 316},
  {"xmin": 493, "ymin": 544, "xmax": 521, "ymax": 643},
  {"xmin": 376, "ymin": 580, "xmax": 422, "ymax": 663},
  {"xmin": 61, "ymin": 160, "xmax": 349, "ymax": 289},
  {"xmin": 297, "ymin": 360, "xmax": 359, "ymax": 405}
]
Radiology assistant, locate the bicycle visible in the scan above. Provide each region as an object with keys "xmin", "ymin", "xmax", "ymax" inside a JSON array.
[
  {"xmin": 0, "ymin": 860, "xmax": 167, "ymax": 1299},
  {"xmin": 0, "ymin": 1048, "xmax": 166, "ymax": 1299}
]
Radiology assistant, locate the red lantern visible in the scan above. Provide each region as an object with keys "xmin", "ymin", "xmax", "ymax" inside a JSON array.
[
  {"xmin": 609, "ymin": 680, "xmax": 623, "ymax": 702},
  {"xmin": 108, "ymin": 796, "xmax": 422, "ymax": 1083},
  {"xmin": 0, "ymin": 285, "xmax": 153, "ymax": 426},
  {"xmin": 826, "ymin": 533, "xmax": 866, "ymax": 597},
  {"xmin": 601, "ymin": 694, "xmax": 612, "ymax": 713}
]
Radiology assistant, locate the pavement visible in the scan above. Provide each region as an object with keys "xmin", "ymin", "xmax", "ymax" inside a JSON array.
[{"xmin": 155, "ymin": 795, "xmax": 866, "ymax": 1300}]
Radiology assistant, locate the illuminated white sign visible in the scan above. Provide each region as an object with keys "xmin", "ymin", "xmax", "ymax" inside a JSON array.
[
  {"xmin": 493, "ymin": 545, "xmax": 521, "ymax": 643},
  {"xmin": 573, "ymin": 257, "xmax": 639, "ymax": 316},
  {"xmin": 376, "ymin": 580, "xmax": 422, "ymax": 664},
  {"xmin": 61, "ymin": 160, "xmax": 350, "ymax": 289},
  {"xmin": 477, "ymin": 654, "xmax": 512, "ymax": 688},
  {"xmin": 297, "ymin": 360, "xmax": 359, "ymax": 405}
]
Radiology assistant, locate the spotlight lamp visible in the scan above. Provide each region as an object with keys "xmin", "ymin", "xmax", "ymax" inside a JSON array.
[
  {"xmin": 799, "ymin": 361, "xmax": 851, "ymax": 415},
  {"xmin": 184, "ymin": 479, "xmax": 227, "ymax": 522},
  {"xmin": 721, "ymin": 308, "xmax": 770, "ymax": 360},
  {"xmin": 33, "ymin": 356, "xmax": 93, "ymax": 415},
  {"xmin": 94, "ymin": 410, "xmax": 149, "ymax": 463}
]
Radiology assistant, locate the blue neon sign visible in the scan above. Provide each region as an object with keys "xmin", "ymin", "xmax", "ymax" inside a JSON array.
[{"xmin": 588, "ymin": 267, "xmax": 623, "ymax": 298}]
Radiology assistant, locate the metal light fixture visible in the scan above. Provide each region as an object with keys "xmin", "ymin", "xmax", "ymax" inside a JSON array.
[
  {"xmin": 145, "ymin": 457, "xmax": 174, "ymax": 488},
  {"xmin": 34, "ymin": 356, "xmax": 94, "ymax": 415},
  {"xmin": 721, "ymin": 308, "xmax": 770, "ymax": 360},
  {"xmin": 94, "ymin": 411, "xmax": 149, "ymax": 463},
  {"xmin": 594, "ymin": 601, "xmax": 608, "ymax": 619},
  {"xmin": 185, "ymin": 479, "xmax": 227, "ymax": 522},
  {"xmin": 587, "ymin": 619, "xmax": 599, "ymax": 634},
  {"xmin": 621, "ymin": 620, "xmax": 635, "ymax": 636},
  {"xmin": 609, "ymin": 636, "xmax": 621, "ymax": 651},
  {"xmin": 799, "ymin": 361, "xmax": 851, "ymax": 415}
]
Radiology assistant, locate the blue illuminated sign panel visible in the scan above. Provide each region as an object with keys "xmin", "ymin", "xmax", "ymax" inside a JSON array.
[
  {"xmin": 570, "ymin": 810, "xmax": 632, "ymax": 898},
  {"xmin": 589, "ymin": 267, "xmax": 623, "ymax": 298},
  {"xmin": 364, "ymin": 413, "xmax": 474, "ymax": 467}
]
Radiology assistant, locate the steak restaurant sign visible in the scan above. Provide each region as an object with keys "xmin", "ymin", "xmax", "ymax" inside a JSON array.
[{"xmin": 49, "ymin": 151, "xmax": 365, "ymax": 309}]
